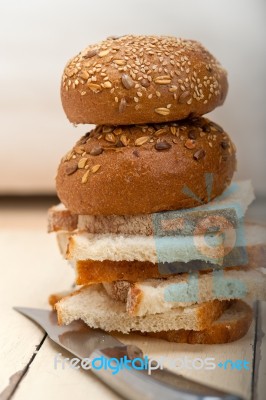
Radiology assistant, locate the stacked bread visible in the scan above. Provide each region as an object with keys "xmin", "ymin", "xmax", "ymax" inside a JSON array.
[{"xmin": 49, "ymin": 35, "xmax": 266, "ymax": 344}]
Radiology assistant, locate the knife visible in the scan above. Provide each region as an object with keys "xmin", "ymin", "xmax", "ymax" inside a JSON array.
[{"xmin": 14, "ymin": 307, "xmax": 242, "ymax": 400}]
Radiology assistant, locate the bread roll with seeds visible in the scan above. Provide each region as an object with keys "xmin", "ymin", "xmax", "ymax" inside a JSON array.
[
  {"xmin": 56, "ymin": 117, "xmax": 236, "ymax": 215},
  {"xmin": 61, "ymin": 35, "xmax": 228, "ymax": 125}
]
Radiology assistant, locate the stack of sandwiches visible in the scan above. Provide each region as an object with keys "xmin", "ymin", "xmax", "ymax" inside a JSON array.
[{"xmin": 48, "ymin": 35, "xmax": 266, "ymax": 344}]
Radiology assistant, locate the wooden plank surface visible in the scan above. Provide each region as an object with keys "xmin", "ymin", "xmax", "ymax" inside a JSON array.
[
  {"xmin": 0, "ymin": 202, "xmax": 264, "ymax": 400},
  {"xmin": 0, "ymin": 230, "xmax": 73, "ymax": 397}
]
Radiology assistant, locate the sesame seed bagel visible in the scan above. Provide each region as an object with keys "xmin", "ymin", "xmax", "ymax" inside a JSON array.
[
  {"xmin": 61, "ymin": 35, "xmax": 228, "ymax": 125},
  {"xmin": 56, "ymin": 117, "xmax": 236, "ymax": 215}
]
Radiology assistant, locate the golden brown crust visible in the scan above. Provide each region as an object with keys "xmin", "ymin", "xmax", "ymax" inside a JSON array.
[
  {"xmin": 48, "ymin": 290, "xmax": 73, "ymax": 308},
  {"xmin": 56, "ymin": 117, "xmax": 236, "ymax": 215},
  {"xmin": 48, "ymin": 293, "xmax": 64, "ymax": 308},
  {"xmin": 127, "ymin": 285, "xmax": 143, "ymax": 315},
  {"xmin": 61, "ymin": 35, "xmax": 228, "ymax": 125},
  {"xmin": 139, "ymin": 300, "xmax": 253, "ymax": 343},
  {"xmin": 75, "ymin": 259, "xmax": 248, "ymax": 285},
  {"xmin": 195, "ymin": 299, "xmax": 231, "ymax": 329},
  {"xmin": 75, "ymin": 260, "xmax": 162, "ymax": 285}
]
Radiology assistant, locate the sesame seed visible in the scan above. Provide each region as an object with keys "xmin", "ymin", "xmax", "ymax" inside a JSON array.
[
  {"xmin": 178, "ymin": 91, "xmax": 190, "ymax": 103},
  {"xmin": 98, "ymin": 49, "xmax": 110, "ymax": 57},
  {"xmin": 119, "ymin": 98, "xmax": 127, "ymax": 113},
  {"xmin": 169, "ymin": 85, "xmax": 178, "ymax": 92},
  {"xmin": 87, "ymin": 83, "xmax": 101, "ymax": 93},
  {"xmin": 113, "ymin": 59, "xmax": 126, "ymax": 65}
]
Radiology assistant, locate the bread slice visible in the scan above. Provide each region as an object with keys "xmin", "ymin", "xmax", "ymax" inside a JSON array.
[
  {"xmin": 139, "ymin": 300, "xmax": 253, "ymax": 344},
  {"xmin": 51, "ymin": 288, "xmax": 252, "ymax": 344},
  {"xmin": 56, "ymin": 222, "xmax": 266, "ymax": 286},
  {"xmin": 73, "ymin": 249, "xmax": 266, "ymax": 285},
  {"xmin": 48, "ymin": 203, "xmax": 78, "ymax": 233},
  {"xmin": 103, "ymin": 268, "xmax": 266, "ymax": 316},
  {"xmin": 75, "ymin": 259, "xmax": 177, "ymax": 285},
  {"xmin": 48, "ymin": 180, "xmax": 254, "ymax": 236},
  {"xmin": 55, "ymin": 284, "xmax": 230, "ymax": 333},
  {"xmin": 59, "ymin": 222, "xmax": 266, "ymax": 265}
]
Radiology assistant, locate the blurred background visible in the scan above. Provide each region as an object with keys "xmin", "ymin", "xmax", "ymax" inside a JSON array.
[{"xmin": 0, "ymin": 0, "xmax": 265, "ymax": 219}]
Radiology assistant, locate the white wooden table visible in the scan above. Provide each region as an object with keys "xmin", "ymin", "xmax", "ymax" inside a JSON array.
[{"xmin": 0, "ymin": 200, "xmax": 265, "ymax": 400}]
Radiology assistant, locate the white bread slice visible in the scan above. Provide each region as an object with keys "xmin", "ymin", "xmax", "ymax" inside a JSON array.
[
  {"xmin": 51, "ymin": 291, "xmax": 252, "ymax": 343},
  {"xmin": 58, "ymin": 222, "xmax": 266, "ymax": 266},
  {"xmin": 103, "ymin": 268, "xmax": 266, "ymax": 316},
  {"xmin": 140, "ymin": 300, "xmax": 253, "ymax": 344},
  {"xmin": 48, "ymin": 180, "xmax": 254, "ymax": 236},
  {"xmin": 55, "ymin": 285, "xmax": 230, "ymax": 333}
]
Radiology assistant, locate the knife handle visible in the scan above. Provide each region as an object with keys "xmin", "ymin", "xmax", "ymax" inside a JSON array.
[{"xmin": 89, "ymin": 346, "xmax": 242, "ymax": 400}]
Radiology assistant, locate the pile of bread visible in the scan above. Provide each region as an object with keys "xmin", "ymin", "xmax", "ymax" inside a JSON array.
[{"xmin": 48, "ymin": 35, "xmax": 266, "ymax": 344}]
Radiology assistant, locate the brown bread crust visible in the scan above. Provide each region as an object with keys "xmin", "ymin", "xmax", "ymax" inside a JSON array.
[
  {"xmin": 139, "ymin": 300, "xmax": 253, "ymax": 344},
  {"xmin": 61, "ymin": 35, "xmax": 228, "ymax": 125},
  {"xmin": 75, "ymin": 259, "xmax": 249, "ymax": 285},
  {"xmin": 56, "ymin": 117, "xmax": 236, "ymax": 215},
  {"xmin": 75, "ymin": 260, "xmax": 163, "ymax": 285}
]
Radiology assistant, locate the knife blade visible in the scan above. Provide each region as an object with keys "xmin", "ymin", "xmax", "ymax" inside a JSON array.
[{"xmin": 14, "ymin": 306, "xmax": 243, "ymax": 400}]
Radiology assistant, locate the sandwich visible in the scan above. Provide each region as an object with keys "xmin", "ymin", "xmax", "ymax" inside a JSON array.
[{"xmin": 49, "ymin": 35, "xmax": 266, "ymax": 344}]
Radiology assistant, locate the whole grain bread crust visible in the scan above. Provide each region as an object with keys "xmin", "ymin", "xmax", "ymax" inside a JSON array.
[
  {"xmin": 61, "ymin": 35, "xmax": 228, "ymax": 125},
  {"xmin": 56, "ymin": 118, "xmax": 236, "ymax": 215}
]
